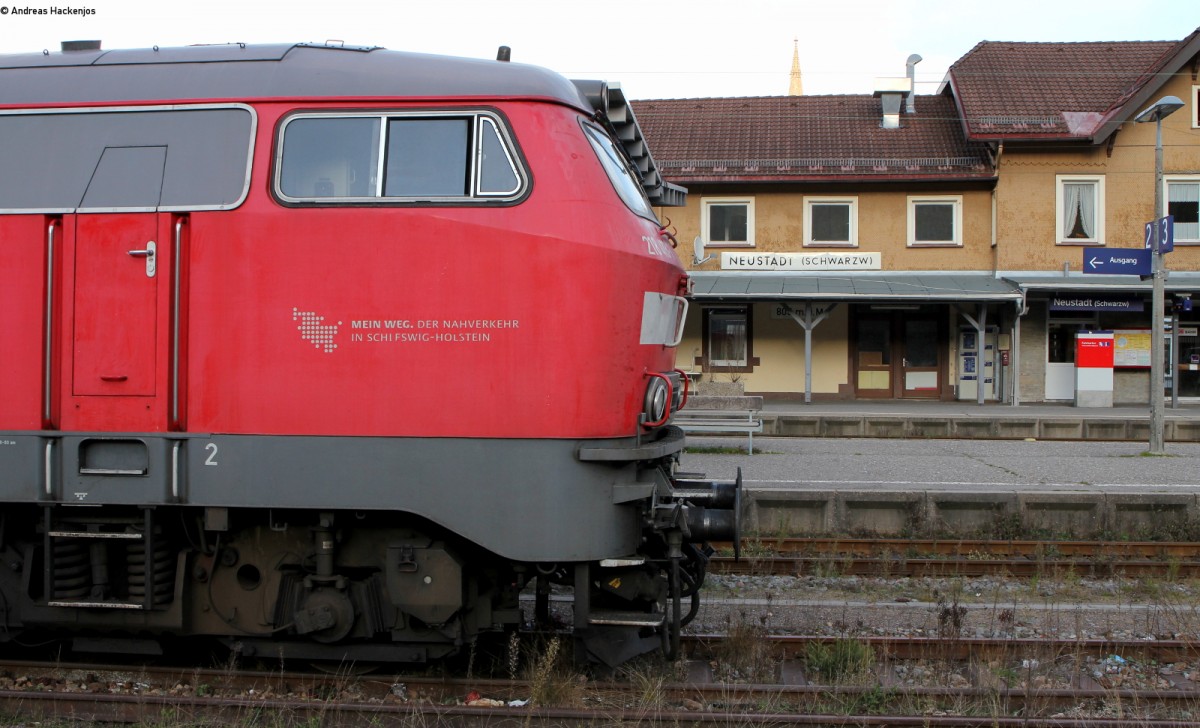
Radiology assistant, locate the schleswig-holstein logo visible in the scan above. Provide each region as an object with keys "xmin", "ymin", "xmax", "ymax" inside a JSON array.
[{"xmin": 292, "ymin": 308, "xmax": 341, "ymax": 353}]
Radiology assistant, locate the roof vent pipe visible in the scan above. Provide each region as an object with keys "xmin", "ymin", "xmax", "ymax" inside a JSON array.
[
  {"xmin": 905, "ymin": 54, "xmax": 922, "ymax": 114},
  {"xmin": 61, "ymin": 40, "xmax": 101, "ymax": 52}
]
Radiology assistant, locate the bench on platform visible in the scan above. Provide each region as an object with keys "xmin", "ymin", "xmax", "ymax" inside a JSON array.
[{"xmin": 673, "ymin": 409, "xmax": 764, "ymax": 454}]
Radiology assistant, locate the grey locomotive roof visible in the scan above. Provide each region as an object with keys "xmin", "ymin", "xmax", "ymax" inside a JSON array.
[{"xmin": 0, "ymin": 42, "xmax": 592, "ymax": 109}]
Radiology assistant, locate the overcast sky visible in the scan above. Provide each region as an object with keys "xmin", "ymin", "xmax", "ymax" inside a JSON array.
[{"xmin": 0, "ymin": 0, "xmax": 1193, "ymax": 99}]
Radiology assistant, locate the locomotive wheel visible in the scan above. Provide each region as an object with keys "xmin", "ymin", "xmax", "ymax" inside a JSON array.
[{"xmin": 296, "ymin": 588, "xmax": 355, "ymax": 644}]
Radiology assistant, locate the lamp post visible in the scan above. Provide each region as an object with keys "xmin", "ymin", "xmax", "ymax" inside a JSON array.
[{"xmin": 1133, "ymin": 95, "xmax": 1184, "ymax": 454}]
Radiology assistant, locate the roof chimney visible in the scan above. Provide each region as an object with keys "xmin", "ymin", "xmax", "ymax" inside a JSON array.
[
  {"xmin": 873, "ymin": 77, "xmax": 911, "ymax": 129},
  {"xmin": 905, "ymin": 54, "xmax": 922, "ymax": 114},
  {"xmin": 61, "ymin": 40, "xmax": 101, "ymax": 52}
]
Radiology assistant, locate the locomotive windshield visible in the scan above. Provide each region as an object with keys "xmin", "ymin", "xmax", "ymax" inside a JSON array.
[
  {"xmin": 582, "ymin": 123, "xmax": 657, "ymax": 222},
  {"xmin": 276, "ymin": 111, "xmax": 525, "ymax": 203}
]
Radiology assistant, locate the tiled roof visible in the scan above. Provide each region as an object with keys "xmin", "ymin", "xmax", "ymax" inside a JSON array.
[
  {"xmin": 947, "ymin": 38, "xmax": 1184, "ymax": 139},
  {"xmin": 630, "ymin": 94, "xmax": 993, "ymax": 183}
]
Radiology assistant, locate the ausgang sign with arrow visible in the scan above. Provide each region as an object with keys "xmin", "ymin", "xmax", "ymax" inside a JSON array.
[{"xmin": 1083, "ymin": 248, "xmax": 1151, "ymax": 276}]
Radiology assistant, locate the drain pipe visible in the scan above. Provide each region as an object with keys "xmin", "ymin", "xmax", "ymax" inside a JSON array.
[{"xmin": 1011, "ymin": 291, "xmax": 1029, "ymax": 406}]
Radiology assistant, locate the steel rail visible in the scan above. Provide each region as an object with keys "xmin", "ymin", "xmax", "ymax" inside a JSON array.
[
  {"xmin": 675, "ymin": 681, "xmax": 1200, "ymax": 713},
  {"xmin": 684, "ymin": 634, "xmax": 1200, "ymax": 663},
  {"xmin": 713, "ymin": 538, "xmax": 1200, "ymax": 559},
  {"xmin": 710, "ymin": 555, "xmax": 1200, "ymax": 578},
  {"xmin": 3, "ymin": 689, "xmax": 1197, "ymax": 728}
]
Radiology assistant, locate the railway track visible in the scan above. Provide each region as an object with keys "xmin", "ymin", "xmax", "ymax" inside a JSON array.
[
  {"xmin": 3, "ymin": 626, "xmax": 1199, "ymax": 727},
  {"xmin": 710, "ymin": 554, "xmax": 1200, "ymax": 578},
  {"xmin": 715, "ymin": 537, "xmax": 1200, "ymax": 559},
  {"xmin": 710, "ymin": 537, "xmax": 1200, "ymax": 578},
  {"xmin": 5, "ymin": 690, "xmax": 1198, "ymax": 728},
  {"xmin": 684, "ymin": 634, "xmax": 1200, "ymax": 663},
  {"xmin": 4, "ymin": 691, "xmax": 1199, "ymax": 728}
]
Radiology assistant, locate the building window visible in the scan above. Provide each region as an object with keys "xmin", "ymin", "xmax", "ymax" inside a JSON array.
[
  {"xmin": 702, "ymin": 197, "xmax": 754, "ymax": 247},
  {"xmin": 907, "ymin": 196, "xmax": 962, "ymax": 246},
  {"xmin": 702, "ymin": 308, "xmax": 758, "ymax": 373},
  {"xmin": 1055, "ymin": 175, "xmax": 1105, "ymax": 244},
  {"xmin": 1167, "ymin": 177, "xmax": 1200, "ymax": 244},
  {"xmin": 804, "ymin": 197, "xmax": 857, "ymax": 246}
]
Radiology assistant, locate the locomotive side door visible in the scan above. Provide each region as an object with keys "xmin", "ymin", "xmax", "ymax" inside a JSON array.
[{"xmin": 62, "ymin": 146, "xmax": 171, "ymax": 432}]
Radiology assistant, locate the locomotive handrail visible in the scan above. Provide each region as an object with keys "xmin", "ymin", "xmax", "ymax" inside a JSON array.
[
  {"xmin": 43, "ymin": 221, "xmax": 56, "ymax": 427},
  {"xmin": 673, "ymin": 368, "xmax": 691, "ymax": 411},
  {"xmin": 171, "ymin": 218, "xmax": 184, "ymax": 429},
  {"xmin": 669, "ymin": 295, "xmax": 688, "ymax": 348}
]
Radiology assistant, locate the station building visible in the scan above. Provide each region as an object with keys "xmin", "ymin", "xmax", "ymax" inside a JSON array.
[{"xmin": 635, "ymin": 28, "xmax": 1200, "ymax": 404}]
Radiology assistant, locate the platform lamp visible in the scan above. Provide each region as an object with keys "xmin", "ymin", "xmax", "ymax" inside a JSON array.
[{"xmin": 1133, "ymin": 95, "xmax": 1184, "ymax": 454}]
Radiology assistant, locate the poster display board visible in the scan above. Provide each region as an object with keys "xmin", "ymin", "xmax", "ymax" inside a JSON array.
[{"xmin": 1113, "ymin": 329, "xmax": 1151, "ymax": 368}]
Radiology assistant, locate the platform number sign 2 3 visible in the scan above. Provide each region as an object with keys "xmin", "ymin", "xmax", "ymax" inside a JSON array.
[{"xmin": 1145, "ymin": 215, "xmax": 1174, "ymax": 253}]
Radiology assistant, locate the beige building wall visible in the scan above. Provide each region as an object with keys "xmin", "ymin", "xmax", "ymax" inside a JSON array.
[
  {"xmin": 996, "ymin": 73, "xmax": 1200, "ymax": 272},
  {"xmin": 674, "ymin": 303, "xmax": 850, "ymax": 395},
  {"xmin": 665, "ymin": 187, "xmax": 997, "ymax": 274}
]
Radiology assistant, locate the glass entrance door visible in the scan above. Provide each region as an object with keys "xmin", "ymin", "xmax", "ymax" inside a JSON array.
[
  {"xmin": 902, "ymin": 319, "xmax": 940, "ymax": 398},
  {"xmin": 1176, "ymin": 323, "xmax": 1200, "ymax": 399}
]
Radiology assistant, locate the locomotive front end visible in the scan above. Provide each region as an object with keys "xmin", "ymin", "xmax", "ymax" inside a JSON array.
[{"xmin": 553, "ymin": 81, "xmax": 743, "ymax": 664}]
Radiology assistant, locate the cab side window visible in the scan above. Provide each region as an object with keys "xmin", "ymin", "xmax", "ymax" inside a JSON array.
[{"xmin": 276, "ymin": 111, "xmax": 526, "ymax": 204}]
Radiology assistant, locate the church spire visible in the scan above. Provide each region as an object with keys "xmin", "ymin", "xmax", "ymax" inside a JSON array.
[{"xmin": 788, "ymin": 38, "xmax": 803, "ymax": 96}]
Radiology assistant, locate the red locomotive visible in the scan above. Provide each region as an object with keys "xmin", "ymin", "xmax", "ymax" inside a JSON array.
[{"xmin": 0, "ymin": 42, "xmax": 738, "ymax": 665}]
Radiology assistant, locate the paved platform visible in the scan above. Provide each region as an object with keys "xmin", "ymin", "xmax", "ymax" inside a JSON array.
[
  {"xmin": 679, "ymin": 430, "xmax": 1200, "ymax": 540},
  {"xmin": 755, "ymin": 400, "xmax": 1200, "ymax": 442}
]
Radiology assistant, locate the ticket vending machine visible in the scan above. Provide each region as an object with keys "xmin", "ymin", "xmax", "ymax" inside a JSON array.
[{"xmin": 957, "ymin": 326, "xmax": 998, "ymax": 401}]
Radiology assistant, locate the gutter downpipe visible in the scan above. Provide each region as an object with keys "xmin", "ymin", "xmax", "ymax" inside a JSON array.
[
  {"xmin": 1012, "ymin": 289, "xmax": 1028, "ymax": 407},
  {"xmin": 990, "ymin": 141, "xmax": 1025, "ymax": 407}
]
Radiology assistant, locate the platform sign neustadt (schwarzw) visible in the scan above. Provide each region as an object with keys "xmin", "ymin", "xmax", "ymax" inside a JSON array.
[{"xmin": 1083, "ymin": 248, "xmax": 1151, "ymax": 276}]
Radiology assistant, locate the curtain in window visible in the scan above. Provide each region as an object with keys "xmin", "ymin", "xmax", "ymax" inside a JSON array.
[
  {"xmin": 1168, "ymin": 182, "xmax": 1199, "ymax": 241},
  {"xmin": 1063, "ymin": 182, "xmax": 1095, "ymax": 239},
  {"xmin": 709, "ymin": 312, "xmax": 747, "ymax": 367}
]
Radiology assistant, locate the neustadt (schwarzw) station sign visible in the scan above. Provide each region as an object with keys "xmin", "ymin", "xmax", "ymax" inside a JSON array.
[
  {"xmin": 721, "ymin": 252, "xmax": 882, "ymax": 271},
  {"xmin": 1049, "ymin": 296, "xmax": 1144, "ymax": 312}
]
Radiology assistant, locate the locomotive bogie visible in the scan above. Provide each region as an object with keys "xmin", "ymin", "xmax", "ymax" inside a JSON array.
[{"xmin": 0, "ymin": 504, "xmax": 524, "ymax": 658}]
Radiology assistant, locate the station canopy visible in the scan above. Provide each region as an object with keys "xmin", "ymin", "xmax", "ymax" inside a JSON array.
[{"xmin": 689, "ymin": 272, "xmax": 1025, "ymax": 303}]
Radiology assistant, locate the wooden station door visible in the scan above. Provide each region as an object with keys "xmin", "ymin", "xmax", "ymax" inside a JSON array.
[{"xmin": 853, "ymin": 307, "xmax": 946, "ymax": 399}]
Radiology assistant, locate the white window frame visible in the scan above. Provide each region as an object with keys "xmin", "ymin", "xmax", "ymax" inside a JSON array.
[
  {"xmin": 906, "ymin": 195, "xmax": 962, "ymax": 247},
  {"xmin": 701, "ymin": 197, "xmax": 755, "ymax": 247},
  {"xmin": 1055, "ymin": 175, "xmax": 1105, "ymax": 245},
  {"xmin": 1193, "ymin": 86, "xmax": 1199, "ymax": 128},
  {"xmin": 804, "ymin": 196, "xmax": 858, "ymax": 247},
  {"xmin": 1164, "ymin": 175, "xmax": 1200, "ymax": 245},
  {"xmin": 706, "ymin": 308, "xmax": 750, "ymax": 369}
]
